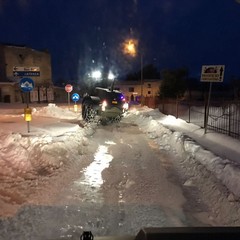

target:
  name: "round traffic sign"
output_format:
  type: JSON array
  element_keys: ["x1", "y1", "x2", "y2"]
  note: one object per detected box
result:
[
  {"x1": 65, "y1": 84, "x2": 73, "y2": 93},
  {"x1": 20, "y1": 78, "x2": 35, "y2": 92},
  {"x1": 71, "y1": 93, "x2": 80, "y2": 102}
]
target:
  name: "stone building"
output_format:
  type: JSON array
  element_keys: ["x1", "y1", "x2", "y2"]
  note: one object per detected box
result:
[
  {"x1": 114, "y1": 79, "x2": 161, "y2": 108},
  {"x1": 114, "y1": 79, "x2": 161, "y2": 101},
  {"x1": 0, "y1": 43, "x2": 54, "y2": 103}
]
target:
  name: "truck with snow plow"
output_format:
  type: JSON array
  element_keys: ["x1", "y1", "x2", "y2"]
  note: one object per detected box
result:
[{"x1": 81, "y1": 87, "x2": 129, "y2": 124}]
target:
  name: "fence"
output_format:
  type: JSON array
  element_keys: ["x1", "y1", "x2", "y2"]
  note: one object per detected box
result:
[
  {"x1": 144, "y1": 96, "x2": 160, "y2": 109},
  {"x1": 158, "y1": 99, "x2": 240, "y2": 140}
]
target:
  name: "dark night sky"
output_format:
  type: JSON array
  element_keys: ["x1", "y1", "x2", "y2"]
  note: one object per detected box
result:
[{"x1": 0, "y1": 0, "x2": 240, "y2": 85}]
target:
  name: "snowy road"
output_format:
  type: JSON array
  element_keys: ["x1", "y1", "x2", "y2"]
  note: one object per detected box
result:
[
  {"x1": 0, "y1": 120, "x2": 212, "y2": 240},
  {"x1": 1, "y1": 105, "x2": 240, "y2": 240},
  {"x1": 52, "y1": 122, "x2": 209, "y2": 235}
]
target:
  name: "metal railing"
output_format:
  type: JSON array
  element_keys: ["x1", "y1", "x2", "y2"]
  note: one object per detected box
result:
[{"x1": 158, "y1": 99, "x2": 240, "y2": 139}]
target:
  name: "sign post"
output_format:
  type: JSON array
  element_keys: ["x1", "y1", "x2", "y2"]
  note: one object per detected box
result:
[
  {"x1": 65, "y1": 84, "x2": 73, "y2": 109},
  {"x1": 20, "y1": 78, "x2": 35, "y2": 133},
  {"x1": 71, "y1": 93, "x2": 80, "y2": 112},
  {"x1": 200, "y1": 65, "x2": 225, "y2": 134}
]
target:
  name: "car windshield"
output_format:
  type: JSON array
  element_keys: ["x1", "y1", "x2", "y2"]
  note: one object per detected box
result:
[
  {"x1": 107, "y1": 92, "x2": 124, "y2": 102},
  {"x1": 95, "y1": 88, "x2": 124, "y2": 102},
  {"x1": 1, "y1": 1, "x2": 240, "y2": 240}
]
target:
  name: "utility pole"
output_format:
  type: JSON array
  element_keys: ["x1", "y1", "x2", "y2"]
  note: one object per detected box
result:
[{"x1": 140, "y1": 53, "x2": 144, "y2": 106}]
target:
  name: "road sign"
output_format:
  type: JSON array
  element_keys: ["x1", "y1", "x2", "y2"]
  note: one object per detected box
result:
[
  {"x1": 201, "y1": 65, "x2": 225, "y2": 82},
  {"x1": 13, "y1": 66, "x2": 40, "y2": 77},
  {"x1": 20, "y1": 78, "x2": 35, "y2": 92},
  {"x1": 14, "y1": 71, "x2": 40, "y2": 77},
  {"x1": 65, "y1": 84, "x2": 73, "y2": 93},
  {"x1": 71, "y1": 93, "x2": 80, "y2": 102},
  {"x1": 13, "y1": 66, "x2": 40, "y2": 71}
]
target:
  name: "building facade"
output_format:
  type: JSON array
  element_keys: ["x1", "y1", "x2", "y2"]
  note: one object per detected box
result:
[
  {"x1": 0, "y1": 43, "x2": 54, "y2": 103},
  {"x1": 114, "y1": 79, "x2": 162, "y2": 102}
]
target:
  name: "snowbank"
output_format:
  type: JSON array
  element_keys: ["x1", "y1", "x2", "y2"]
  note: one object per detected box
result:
[
  {"x1": 126, "y1": 107, "x2": 240, "y2": 199},
  {"x1": 0, "y1": 104, "x2": 92, "y2": 182}
]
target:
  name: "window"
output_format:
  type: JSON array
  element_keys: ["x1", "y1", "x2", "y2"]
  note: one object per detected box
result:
[
  {"x1": 148, "y1": 83, "x2": 151, "y2": 88},
  {"x1": 129, "y1": 87, "x2": 134, "y2": 92},
  {"x1": 148, "y1": 91, "x2": 151, "y2": 95}
]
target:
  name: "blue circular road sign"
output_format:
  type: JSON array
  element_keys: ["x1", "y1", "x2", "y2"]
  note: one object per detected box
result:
[
  {"x1": 71, "y1": 93, "x2": 80, "y2": 102},
  {"x1": 20, "y1": 78, "x2": 35, "y2": 92}
]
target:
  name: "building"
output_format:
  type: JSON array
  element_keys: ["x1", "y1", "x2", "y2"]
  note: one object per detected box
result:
[
  {"x1": 114, "y1": 79, "x2": 162, "y2": 102},
  {"x1": 0, "y1": 43, "x2": 54, "y2": 103}
]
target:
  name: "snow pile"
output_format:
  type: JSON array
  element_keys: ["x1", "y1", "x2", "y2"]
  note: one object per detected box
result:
[
  {"x1": 126, "y1": 108, "x2": 240, "y2": 199},
  {"x1": 33, "y1": 103, "x2": 81, "y2": 119},
  {"x1": 0, "y1": 104, "x2": 92, "y2": 182}
]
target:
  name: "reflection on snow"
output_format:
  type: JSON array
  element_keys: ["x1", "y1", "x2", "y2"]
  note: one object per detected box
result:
[
  {"x1": 160, "y1": 115, "x2": 180, "y2": 126},
  {"x1": 120, "y1": 138, "x2": 133, "y2": 148},
  {"x1": 105, "y1": 140, "x2": 116, "y2": 145},
  {"x1": 80, "y1": 145, "x2": 113, "y2": 188}
]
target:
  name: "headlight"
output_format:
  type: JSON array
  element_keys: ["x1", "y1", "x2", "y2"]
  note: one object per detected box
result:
[
  {"x1": 123, "y1": 102, "x2": 129, "y2": 110},
  {"x1": 102, "y1": 100, "x2": 107, "y2": 111}
]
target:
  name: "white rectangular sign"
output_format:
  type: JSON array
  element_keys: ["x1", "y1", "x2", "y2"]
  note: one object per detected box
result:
[
  {"x1": 200, "y1": 65, "x2": 225, "y2": 82},
  {"x1": 13, "y1": 66, "x2": 40, "y2": 72}
]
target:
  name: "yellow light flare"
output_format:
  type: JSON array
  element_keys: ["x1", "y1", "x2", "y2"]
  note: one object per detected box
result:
[{"x1": 123, "y1": 38, "x2": 138, "y2": 57}]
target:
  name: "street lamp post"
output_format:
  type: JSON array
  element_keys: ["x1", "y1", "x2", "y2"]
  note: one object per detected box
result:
[
  {"x1": 140, "y1": 53, "x2": 143, "y2": 106},
  {"x1": 123, "y1": 38, "x2": 144, "y2": 105}
]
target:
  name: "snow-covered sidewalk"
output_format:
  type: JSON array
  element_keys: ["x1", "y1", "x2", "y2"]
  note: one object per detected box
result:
[{"x1": 126, "y1": 107, "x2": 240, "y2": 199}]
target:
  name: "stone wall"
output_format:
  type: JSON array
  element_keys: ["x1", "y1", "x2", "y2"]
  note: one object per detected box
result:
[{"x1": 0, "y1": 44, "x2": 52, "y2": 87}]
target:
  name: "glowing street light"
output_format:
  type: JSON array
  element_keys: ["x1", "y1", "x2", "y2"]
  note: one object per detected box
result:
[
  {"x1": 108, "y1": 71, "x2": 116, "y2": 91},
  {"x1": 91, "y1": 70, "x2": 102, "y2": 80},
  {"x1": 123, "y1": 38, "x2": 144, "y2": 105},
  {"x1": 108, "y1": 71, "x2": 115, "y2": 80},
  {"x1": 123, "y1": 39, "x2": 138, "y2": 57}
]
